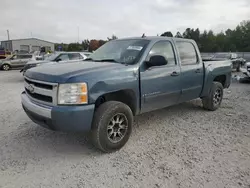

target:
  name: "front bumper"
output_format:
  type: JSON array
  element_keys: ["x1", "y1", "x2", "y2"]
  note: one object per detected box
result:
[{"x1": 21, "y1": 92, "x2": 95, "y2": 132}]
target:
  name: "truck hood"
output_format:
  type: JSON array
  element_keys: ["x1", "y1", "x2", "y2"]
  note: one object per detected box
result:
[{"x1": 25, "y1": 61, "x2": 132, "y2": 83}]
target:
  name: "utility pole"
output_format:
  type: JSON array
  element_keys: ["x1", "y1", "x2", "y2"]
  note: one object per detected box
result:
[
  {"x1": 7, "y1": 30, "x2": 10, "y2": 40},
  {"x1": 77, "y1": 26, "x2": 79, "y2": 43}
]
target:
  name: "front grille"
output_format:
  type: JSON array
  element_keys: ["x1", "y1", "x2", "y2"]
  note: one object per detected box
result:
[
  {"x1": 25, "y1": 88, "x2": 52, "y2": 103},
  {"x1": 25, "y1": 78, "x2": 53, "y2": 90},
  {"x1": 24, "y1": 77, "x2": 58, "y2": 105}
]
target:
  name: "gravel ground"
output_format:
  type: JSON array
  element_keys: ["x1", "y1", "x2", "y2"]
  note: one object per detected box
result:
[{"x1": 0, "y1": 70, "x2": 250, "y2": 188}]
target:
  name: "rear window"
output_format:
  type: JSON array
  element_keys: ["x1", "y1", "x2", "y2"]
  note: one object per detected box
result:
[{"x1": 17, "y1": 55, "x2": 32, "y2": 59}]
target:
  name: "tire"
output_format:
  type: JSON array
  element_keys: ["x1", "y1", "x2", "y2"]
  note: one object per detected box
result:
[
  {"x1": 1, "y1": 64, "x2": 11, "y2": 71},
  {"x1": 91, "y1": 101, "x2": 133, "y2": 153},
  {"x1": 202, "y1": 82, "x2": 224, "y2": 111}
]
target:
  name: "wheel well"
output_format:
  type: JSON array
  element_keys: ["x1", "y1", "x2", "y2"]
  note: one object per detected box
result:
[
  {"x1": 214, "y1": 75, "x2": 226, "y2": 87},
  {"x1": 95, "y1": 90, "x2": 137, "y2": 115},
  {"x1": 1, "y1": 63, "x2": 11, "y2": 68}
]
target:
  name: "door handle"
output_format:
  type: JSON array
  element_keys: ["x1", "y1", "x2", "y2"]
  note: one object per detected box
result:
[
  {"x1": 195, "y1": 69, "x2": 201, "y2": 73},
  {"x1": 171, "y1": 71, "x2": 179, "y2": 76}
]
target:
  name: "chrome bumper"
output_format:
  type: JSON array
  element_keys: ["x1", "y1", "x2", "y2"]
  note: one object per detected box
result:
[{"x1": 21, "y1": 93, "x2": 52, "y2": 118}]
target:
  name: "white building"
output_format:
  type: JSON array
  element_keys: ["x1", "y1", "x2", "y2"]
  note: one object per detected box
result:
[{"x1": 0, "y1": 38, "x2": 55, "y2": 52}]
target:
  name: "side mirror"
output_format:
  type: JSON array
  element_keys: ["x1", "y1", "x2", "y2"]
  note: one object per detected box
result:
[
  {"x1": 146, "y1": 55, "x2": 168, "y2": 67},
  {"x1": 56, "y1": 58, "x2": 62, "y2": 62}
]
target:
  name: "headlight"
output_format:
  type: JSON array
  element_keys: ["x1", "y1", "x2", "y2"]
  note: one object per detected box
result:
[{"x1": 58, "y1": 83, "x2": 88, "y2": 105}]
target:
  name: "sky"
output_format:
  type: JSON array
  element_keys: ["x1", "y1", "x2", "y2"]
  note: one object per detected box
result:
[{"x1": 0, "y1": 0, "x2": 249, "y2": 43}]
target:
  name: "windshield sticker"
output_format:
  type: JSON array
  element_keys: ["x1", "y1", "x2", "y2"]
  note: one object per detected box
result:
[{"x1": 127, "y1": 46, "x2": 143, "y2": 51}]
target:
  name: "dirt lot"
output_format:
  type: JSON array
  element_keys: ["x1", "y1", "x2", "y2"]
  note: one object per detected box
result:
[{"x1": 0, "y1": 70, "x2": 250, "y2": 188}]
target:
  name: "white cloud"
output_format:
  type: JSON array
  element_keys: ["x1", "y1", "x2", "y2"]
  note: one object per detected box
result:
[{"x1": 0, "y1": 0, "x2": 249, "y2": 43}]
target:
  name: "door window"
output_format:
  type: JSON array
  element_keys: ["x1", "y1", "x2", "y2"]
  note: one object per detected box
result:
[
  {"x1": 56, "y1": 54, "x2": 69, "y2": 61},
  {"x1": 147, "y1": 41, "x2": 176, "y2": 66},
  {"x1": 176, "y1": 42, "x2": 198, "y2": 65}
]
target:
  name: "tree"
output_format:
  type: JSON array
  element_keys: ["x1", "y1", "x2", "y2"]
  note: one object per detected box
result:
[
  {"x1": 160, "y1": 31, "x2": 173, "y2": 37},
  {"x1": 82, "y1": 39, "x2": 90, "y2": 51},
  {"x1": 107, "y1": 34, "x2": 118, "y2": 41},
  {"x1": 89, "y1": 40, "x2": 100, "y2": 52},
  {"x1": 175, "y1": 32, "x2": 183, "y2": 38},
  {"x1": 67, "y1": 43, "x2": 82, "y2": 51}
]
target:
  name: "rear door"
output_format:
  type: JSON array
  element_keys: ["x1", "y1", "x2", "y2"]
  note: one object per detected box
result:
[
  {"x1": 175, "y1": 41, "x2": 204, "y2": 102},
  {"x1": 140, "y1": 40, "x2": 181, "y2": 113}
]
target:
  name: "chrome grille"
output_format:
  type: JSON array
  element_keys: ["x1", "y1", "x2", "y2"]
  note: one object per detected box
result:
[{"x1": 24, "y1": 77, "x2": 58, "y2": 106}]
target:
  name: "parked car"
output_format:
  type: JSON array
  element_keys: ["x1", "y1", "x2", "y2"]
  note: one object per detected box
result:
[
  {"x1": 241, "y1": 62, "x2": 250, "y2": 79},
  {"x1": 21, "y1": 36, "x2": 231, "y2": 153},
  {"x1": 20, "y1": 52, "x2": 89, "y2": 74},
  {"x1": 0, "y1": 54, "x2": 33, "y2": 71},
  {"x1": 203, "y1": 53, "x2": 246, "y2": 72}
]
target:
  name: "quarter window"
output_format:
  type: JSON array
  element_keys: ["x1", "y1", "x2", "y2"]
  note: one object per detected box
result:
[{"x1": 176, "y1": 42, "x2": 198, "y2": 65}]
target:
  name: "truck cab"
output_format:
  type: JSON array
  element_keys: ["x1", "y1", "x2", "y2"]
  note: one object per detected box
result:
[{"x1": 21, "y1": 37, "x2": 232, "y2": 152}]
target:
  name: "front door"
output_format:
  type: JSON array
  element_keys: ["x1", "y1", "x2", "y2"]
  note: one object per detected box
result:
[
  {"x1": 9, "y1": 55, "x2": 21, "y2": 68},
  {"x1": 140, "y1": 40, "x2": 181, "y2": 113},
  {"x1": 175, "y1": 41, "x2": 204, "y2": 102}
]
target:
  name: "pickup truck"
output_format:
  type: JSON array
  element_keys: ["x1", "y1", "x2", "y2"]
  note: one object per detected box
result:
[{"x1": 21, "y1": 37, "x2": 232, "y2": 153}]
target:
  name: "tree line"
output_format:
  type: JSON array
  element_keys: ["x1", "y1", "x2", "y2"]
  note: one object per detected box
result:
[{"x1": 55, "y1": 20, "x2": 250, "y2": 53}]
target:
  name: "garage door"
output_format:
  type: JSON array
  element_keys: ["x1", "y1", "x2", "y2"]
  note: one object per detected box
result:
[
  {"x1": 20, "y1": 45, "x2": 30, "y2": 52},
  {"x1": 32, "y1": 46, "x2": 40, "y2": 51}
]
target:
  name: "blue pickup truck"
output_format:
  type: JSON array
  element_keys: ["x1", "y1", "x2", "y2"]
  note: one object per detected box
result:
[{"x1": 21, "y1": 37, "x2": 231, "y2": 152}]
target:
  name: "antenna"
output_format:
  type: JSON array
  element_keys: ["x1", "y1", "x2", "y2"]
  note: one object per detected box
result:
[{"x1": 141, "y1": 33, "x2": 145, "y2": 38}]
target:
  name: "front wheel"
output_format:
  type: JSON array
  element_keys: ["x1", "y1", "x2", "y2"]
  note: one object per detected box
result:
[
  {"x1": 91, "y1": 101, "x2": 133, "y2": 153},
  {"x1": 202, "y1": 82, "x2": 224, "y2": 111},
  {"x1": 2, "y1": 64, "x2": 11, "y2": 71}
]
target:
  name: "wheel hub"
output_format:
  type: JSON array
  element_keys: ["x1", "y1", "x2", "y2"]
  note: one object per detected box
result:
[
  {"x1": 107, "y1": 113, "x2": 128, "y2": 143},
  {"x1": 213, "y1": 89, "x2": 222, "y2": 105}
]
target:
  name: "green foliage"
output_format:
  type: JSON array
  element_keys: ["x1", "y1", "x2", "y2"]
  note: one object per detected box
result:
[
  {"x1": 161, "y1": 31, "x2": 173, "y2": 37},
  {"x1": 161, "y1": 20, "x2": 250, "y2": 52},
  {"x1": 55, "y1": 20, "x2": 250, "y2": 52}
]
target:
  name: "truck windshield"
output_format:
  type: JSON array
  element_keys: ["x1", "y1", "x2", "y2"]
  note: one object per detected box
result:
[{"x1": 87, "y1": 39, "x2": 150, "y2": 64}]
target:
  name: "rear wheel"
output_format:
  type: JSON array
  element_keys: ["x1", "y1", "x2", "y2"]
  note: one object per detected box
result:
[
  {"x1": 2, "y1": 64, "x2": 10, "y2": 71},
  {"x1": 202, "y1": 82, "x2": 223, "y2": 111},
  {"x1": 91, "y1": 101, "x2": 133, "y2": 153}
]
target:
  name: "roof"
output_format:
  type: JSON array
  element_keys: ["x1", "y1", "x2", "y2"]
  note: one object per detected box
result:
[
  {"x1": 1, "y1": 38, "x2": 54, "y2": 44},
  {"x1": 116, "y1": 36, "x2": 194, "y2": 42}
]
